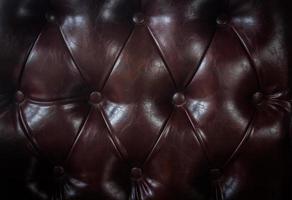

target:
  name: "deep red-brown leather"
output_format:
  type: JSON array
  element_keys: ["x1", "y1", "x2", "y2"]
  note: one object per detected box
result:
[{"x1": 0, "y1": 0, "x2": 291, "y2": 199}]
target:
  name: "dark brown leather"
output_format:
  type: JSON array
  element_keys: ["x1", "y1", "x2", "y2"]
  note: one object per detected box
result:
[{"x1": 0, "y1": 0, "x2": 291, "y2": 199}]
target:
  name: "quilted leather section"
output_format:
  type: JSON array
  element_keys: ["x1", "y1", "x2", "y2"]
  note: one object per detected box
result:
[{"x1": 0, "y1": 0, "x2": 291, "y2": 199}]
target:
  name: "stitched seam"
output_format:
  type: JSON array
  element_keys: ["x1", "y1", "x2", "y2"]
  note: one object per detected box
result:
[
  {"x1": 223, "y1": 110, "x2": 257, "y2": 168},
  {"x1": 230, "y1": 25, "x2": 261, "y2": 89},
  {"x1": 183, "y1": 27, "x2": 217, "y2": 89},
  {"x1": 100, "y1": 26, "x2": 135, "y2": 92},
  {"x1": 146, "y1": 25, "x2": 178, "y2": 89},
  {"x1": 65, "y1": 106, "x2": 92, "y2": 163},
  {"x1": 17, "y1": 27, "x2": 44, "y2": 88},
  {"x1": 218, "y1": 181, "x2": 224, "y2": 200},
  {"x1": 183, "y1": 107, "x2": 212, "y2": 167},
  {"x1": 98, "y1": 105, "x2": 129, "y2": 162},
  {"x1": 142, "y1": 110, "x2": 173, "y2": 166},
  {"x1": 26, "y1": 95, "x2": 88, "y2": 106},
  {"x1": 58, "y1": 25, "x2": 91, "y2": 89},
  {"x1": 18, "y1": 105, "x2": 48, "y2": 162}
]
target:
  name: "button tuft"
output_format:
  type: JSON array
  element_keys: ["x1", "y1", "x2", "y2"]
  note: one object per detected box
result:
[
  {"x1": 45, "y1": 12, "x2": 56, "y2": 23},
  {"x1": 89, "y1": 91, "x2": 102, "y2": 104},
  {"x1": 132, "y1": 12, "x2": 145, "y2": 25},
  {"x1": 172, "y1": 92, "x2": 186, "y2": 106},
  {"x1": 15, "y1": 90, "x2": 25, "y2": 103},
  {"x1": 209, "y1": 168, "x2": 222, "y2": 180},
  {"x1": 54, "y1": 166, "x2": 65, "y2": 177},
  {"x1": 253, "y1": 92, "x2": 264, "y2": 105},
  {"x1": 216, "y1": 14, "x2": 229, "y2": 25},
  {"x1": 131, "y1": 167, "x2": 143, "y2": 180}
]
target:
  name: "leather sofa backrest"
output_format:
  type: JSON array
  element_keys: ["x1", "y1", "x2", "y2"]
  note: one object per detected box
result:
[{"x1": 0, "y1": 0, "x2": 291, "y2": 199}]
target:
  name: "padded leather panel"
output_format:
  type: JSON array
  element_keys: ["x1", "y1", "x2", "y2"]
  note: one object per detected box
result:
[{"x1": 0, "y1": 0, "x2": 291, "y2": 199}]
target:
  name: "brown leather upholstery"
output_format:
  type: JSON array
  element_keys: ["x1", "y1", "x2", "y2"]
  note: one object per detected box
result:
[{"x1": 0, "y1": 0, "x2": 291, "y2": 199}]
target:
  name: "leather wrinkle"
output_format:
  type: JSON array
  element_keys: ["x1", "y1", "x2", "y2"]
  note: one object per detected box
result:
[{"x1": 25, "y1": 95, "x2": 89, "y2": 106}]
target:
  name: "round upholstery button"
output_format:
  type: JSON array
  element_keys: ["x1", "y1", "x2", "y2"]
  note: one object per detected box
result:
[
  {"x1": 89, "y1": 91, "x2": 102, "y2": 104},
  {"x1": 172, "y1": 92, "x2": 186, "y2": 106},
  {"x1": 45, "y1": 12, "x2": 56, "y2": 23},
  {"x1": 216, "y1": 14, "x2": 229, "y2": 25},
  {"x1": 253, "y1": 92, "x2": 264, "y2": 105},
  {"x1": 132, "y1": 12, "x2": 145, "y2": 24},
  {"x1": 209, "y1": 168, "x2": 222, "y2": 180},
  {"x1": 15, "y1": 90, "x2": 25, "y2": 103},
  {"x1": 54, "y1": 166, "x2": 65, "y2": 177},
  {"x1": 131, "y1": 167, "x2": 143, "y2": 180}
]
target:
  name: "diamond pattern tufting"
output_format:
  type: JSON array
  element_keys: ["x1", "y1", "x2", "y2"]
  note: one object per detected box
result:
[{"x1": 0, "y1": 0, "x2": 291, "y2": 200}]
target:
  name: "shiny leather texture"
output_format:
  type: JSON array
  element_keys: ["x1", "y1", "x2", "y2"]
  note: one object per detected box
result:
[{"x1": 0, "y1": 0, "x2": 291, "y2": 199}]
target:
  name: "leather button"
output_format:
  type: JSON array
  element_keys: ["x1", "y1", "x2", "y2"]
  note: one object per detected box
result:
[
  {"x1": 216, "y1": 14, "x2": 229, "y2": 25},
  {"x1": 132, "y1": 12, "x2": 145, "y2": 24},
  {"x1": 209, "y1": 168, "x2": 222, "y2": 180},
  {"x1": 131, "y1": 167, "x2": 142, "y2": 180},
  {"x1": 45, "y1": 12, "x2": 56, "y2": 23},
  {"x1": 173, "y1": 92, "x2": 186, "y2": 106},
  {"x1": 15, "y1": 90, "x2": 25, "y2": 103},
  {"x1": 54, "y1": 166, "x2": 65, "y2": 177},
  {"x1": 253, "y1": 92, "x2": 264, "y2": 105},
  {"x1": 89, "y1": 91, "x2": 102, "y2": 104}
]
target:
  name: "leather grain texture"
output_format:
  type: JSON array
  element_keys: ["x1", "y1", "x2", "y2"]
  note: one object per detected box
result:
[{"x1": 0, "y1": 0, "x2": 291, "y2": 199}]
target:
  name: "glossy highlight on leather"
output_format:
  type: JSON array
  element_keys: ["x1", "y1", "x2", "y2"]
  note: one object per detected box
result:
[{"x1": 0, "y1": 0, "x2": 291, "y2": 199}]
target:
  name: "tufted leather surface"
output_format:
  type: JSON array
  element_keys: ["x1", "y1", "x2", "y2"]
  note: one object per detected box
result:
[{"x1": 0, "y1": 0, "x2": 291, "y2": 199}]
